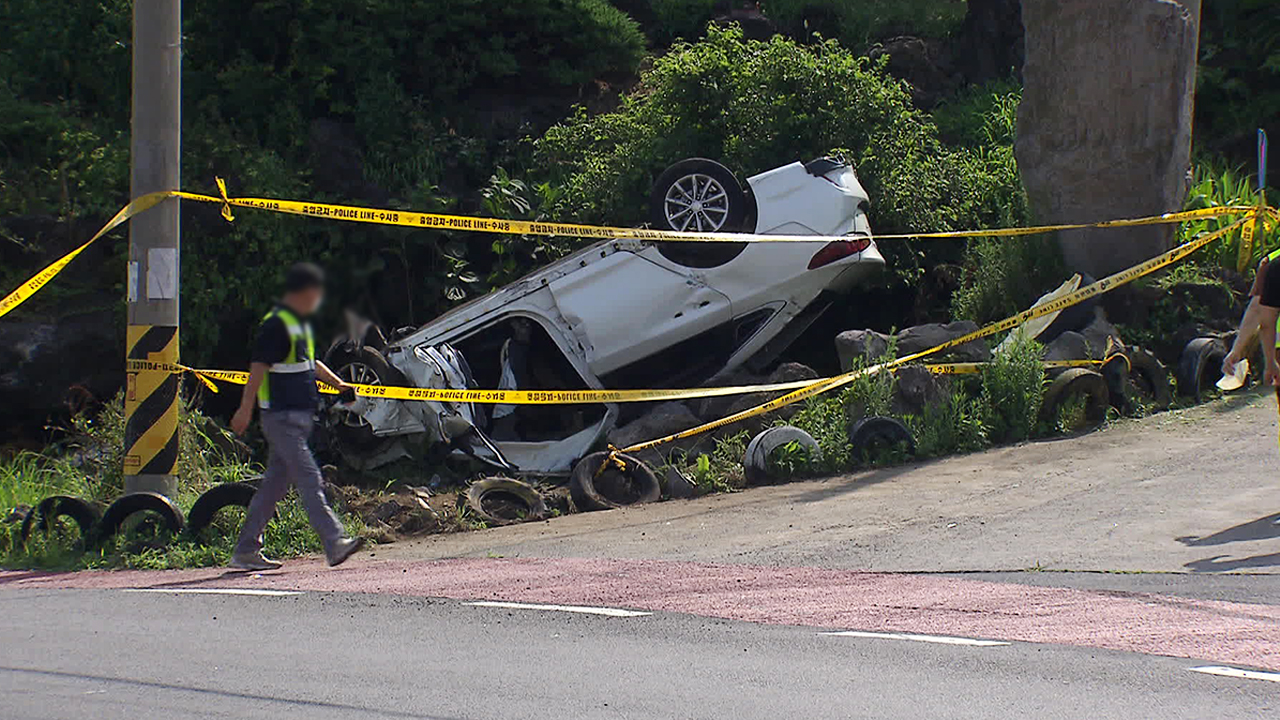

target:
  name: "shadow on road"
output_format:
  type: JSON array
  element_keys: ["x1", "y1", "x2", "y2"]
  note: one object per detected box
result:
[
  {"x1": 1177, "y1": 513, "x2": 1280, "y2": 547},
  {"x1": 791, "y1": 462, "x2": 927, "y2": 503},
  {"x1": 1184, "y1": 552, "x2": 1280, "y2": 573}
]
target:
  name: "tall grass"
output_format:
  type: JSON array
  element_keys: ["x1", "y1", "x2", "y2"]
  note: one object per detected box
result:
[
  {"x1": 1180, "y1": 161, "x2": 1274, "y2": 271},
  {"x1": 1, "y1": 394, "x2": 364, "y2": 570}
]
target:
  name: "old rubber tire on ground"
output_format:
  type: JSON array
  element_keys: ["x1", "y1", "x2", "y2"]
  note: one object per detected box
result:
[
  {"x1": 18, "y1": 495, "x2": 99, "y2": 547},
  {"x1": 742, "y1": 426, "x2": 823, "y2": 486},
  {"x1": 465, "y1": 477, "x2": 546, "y2": 526},
  {"x1": 186, "y1": 482, "x2": 259, "y2": 536},
  {"x1": 1100, "y1": 353, "x2": 1131, "y2": 409},
  {"x1": 1120, "y1": 346, "x2": 1172, "y2": 411},
  {"x1": 846, "y1": 416, "x2": 916, "y2": 462},
  {"x1": 1177, "y1": 337, "x2": 1227, "y2": 401},
  {"x1": 570, "y1": 452, "x2": 661, "y2": 511},
  {"x1": 95, "y1": 492, "x2": 185, "y2": 547},
  {"x1": 1040, "y1": 368, "x2": 1110, "y2": 432},
  {"x1": 649, "y1": 158, "x2": 751, "y2": 268}
]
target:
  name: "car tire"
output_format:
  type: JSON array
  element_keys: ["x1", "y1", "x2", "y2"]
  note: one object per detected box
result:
[
  {"x1": 742, "y1": 426, "x2": 822, "y2": 486},
  {"x1": 1177, "y1": 337, "x2": 1227, "y2": 401},
  {"x1": 1040, "y1": 368, "x2": 1110, "y2": 432},
  {"x1": 570, "y1": 452, "x2": 661, "y2": 511},
  {"x1": 465, "y1": 477, "x2": 546, "y2": 526},
  {"x1": 323, "y1": 345, "x2": 407, "y2": 468},
  {"x1": 649, "y1": 158, "x2": 751, "y2": 268},
  {"x1": 187, "y1": 482, "x2": 259, "y2": 537},
  {"x1": 846, "y1": 416, "x2": 916, "y2": 462},
  {"x1": 1118, "y1": 346, "x2": 1172, "y2": 411},
  {"x1": 19, "y1": 495, "x2": 99, "y2": 547},
  {"x1": 95, "y1": 492, "x2": 185, "y2": 547}
]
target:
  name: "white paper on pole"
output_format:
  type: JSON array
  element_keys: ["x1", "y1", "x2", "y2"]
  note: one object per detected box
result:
[{"x1": 146, "y1": 248, "x2": 177, "y2": 300}]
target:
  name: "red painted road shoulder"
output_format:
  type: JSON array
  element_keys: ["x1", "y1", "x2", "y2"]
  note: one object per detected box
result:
[{"x1": 4, "y1": 557, "x2": 1278, "y2": 670}]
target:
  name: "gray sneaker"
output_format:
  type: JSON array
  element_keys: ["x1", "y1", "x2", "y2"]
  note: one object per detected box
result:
[
  {"x1": 228, "y1": 552, "x2": 283, "y2": 571},
  {"x1": 327, "y1": 537, "x2": 365, "y2": 567}
]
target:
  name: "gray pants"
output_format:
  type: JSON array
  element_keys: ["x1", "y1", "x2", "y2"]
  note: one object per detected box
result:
[{"x1": 234, "y1": 410, "x2": 344, "y2": 557}]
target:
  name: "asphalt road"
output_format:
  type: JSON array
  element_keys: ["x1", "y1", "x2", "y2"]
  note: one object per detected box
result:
[
  {"x1": 0, "y1": 588, "x2": 1274, "y2": 720},
  {"x1": 7, "y1": 389, "x2": 1280, "y2": 717}
]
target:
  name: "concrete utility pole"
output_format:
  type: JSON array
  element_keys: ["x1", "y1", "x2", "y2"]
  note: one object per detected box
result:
[{"x1": 123, "y1": 0, "x2": 182, "y2": 496}]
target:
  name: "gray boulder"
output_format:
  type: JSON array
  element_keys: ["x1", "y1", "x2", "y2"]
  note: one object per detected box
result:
[
  {"x1": 1043, "y1": 331, "x2": 1091, "y2": 362},
  {"x1": 891, "y1": 365, "x2": 946, "y2": 417},
  {"x1": 835, "y1": 329, "x2": 891, "y2": 371},
  {"x1": 897, "y1": 322, "x2": 991, "y2": 363},
  {"x1": 608, "y1": 401, "x2": 702, "y2": 450},
  {"x1": 1078, "y1": 308, "x2": 1125, "y2": 359},
  {"x1": 1016, "y1": 0, "x2": 1199, "y2": 276}
]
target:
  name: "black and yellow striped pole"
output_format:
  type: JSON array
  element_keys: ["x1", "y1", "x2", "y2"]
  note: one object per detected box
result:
[{"x1": 123, "y1": 0, "x2": 182, "y2": 496}]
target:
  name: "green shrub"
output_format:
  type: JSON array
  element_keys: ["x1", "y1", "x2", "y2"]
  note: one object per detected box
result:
[
  {"x1": 904, "y1": 381, "x2": 989, "y2": 457},
  {"x1": 946, "y1": 83, "x2": 1065, "y2": 325},
  {"x1": 536, "y1": 26, "x2": 1028, "y2": 283},
  {"x1": 952, "y1": 235, "x2": 1067, "y2": 324},
  {"x1": 979, "y1": 332, "x2": 1044, "y2": 443},
  {"x1": 789, "y1": 392, "x2": 853, "y2": 472},
  {"x1": 684, "y1": 430, "x2": 749, "y2": 492}
]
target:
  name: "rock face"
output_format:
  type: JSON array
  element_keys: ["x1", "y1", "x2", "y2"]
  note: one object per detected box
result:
[{"x1": 1016, "y1": 0, "x2": 1200, "y2": 277}]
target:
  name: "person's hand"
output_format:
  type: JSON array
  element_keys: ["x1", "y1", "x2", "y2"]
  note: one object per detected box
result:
[
  {"x1": 336, "y1": 382, "x2": 357, "y2": 403},
  {"x1": 1266, "y1": 360, "x2": 1280, "y2": 387},
  {"x1": 231, "y1": 405, "x2": 253, "y2": 436},
  {"x1": 1222, "y1": 348, "x2": 1245, "y2": 377}
]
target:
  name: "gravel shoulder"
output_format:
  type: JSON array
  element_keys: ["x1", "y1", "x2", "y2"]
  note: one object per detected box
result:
[{"x1": 379, "y1": 389, "x2": 1280, "y2": 574}]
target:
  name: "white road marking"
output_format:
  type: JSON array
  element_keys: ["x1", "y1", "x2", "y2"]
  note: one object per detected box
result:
[
  {"x1": 124, "y1": 588, "x2": 302, "y2": 597},
  {"x1": 1189, "y1": 666, "x2": 1280, "y2": 683},
  {"x1": 466, "y1": 601, "x2": 650, "y2": 617},
  {"x1": 823, "y1": 630, "x2": 1009, "y2": 647}
]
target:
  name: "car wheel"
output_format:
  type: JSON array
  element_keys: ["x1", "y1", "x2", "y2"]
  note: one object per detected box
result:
[
  {"x1": 1040, "y1": 368, "x2": 1110, "y2": 433},
  {"x1": 95, "y1": 492, "x2": 185, "y2": 549},
  {"x1": 570, "y1": 452, "x2": 661, "y2": 511},
  {"x1": 324, "y1": 346, "x2": 406, "y2": 467},
  {"x1": 649, "y1": 158, "x2": 751, "y2": 268},
  {"x1": 465, "y1": 477, "x2": 546, "y2": 526},
  {"x1": 742, "y1": 426, "x2": 822, "y2": 486},
  {"x1": 187, "y1": 482, "x2": 259, "y2": 537},
  {"x1": 19, "y1": 495, "x2": 99, "y2": 548}
]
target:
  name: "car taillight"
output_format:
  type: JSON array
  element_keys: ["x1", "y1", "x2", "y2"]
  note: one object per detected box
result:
[{"x1": 807, "y1": 237, "x2": 871, "y2": 269}]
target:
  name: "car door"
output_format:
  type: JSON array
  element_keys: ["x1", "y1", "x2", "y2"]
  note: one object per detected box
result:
[{"x1": 547, "y1": 249, "x2": 733, "y2": 376}]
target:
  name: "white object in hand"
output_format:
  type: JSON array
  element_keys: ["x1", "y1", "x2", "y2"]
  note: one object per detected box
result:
[{"x1": 1216, "y1": 358, "x2": 1248, "y2": 391}]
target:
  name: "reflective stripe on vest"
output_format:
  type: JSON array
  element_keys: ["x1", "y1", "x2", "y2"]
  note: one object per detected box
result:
[
  {"x1": 1267, "y1": 249, "x2": 1280, "y2": 349},
  {"x1": 257, "y1": 307, "x2": 316, "y2": 409}
]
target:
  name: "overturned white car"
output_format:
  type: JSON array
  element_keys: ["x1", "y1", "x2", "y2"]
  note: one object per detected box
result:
[{"x1": 325, "y1": 157, "x2": 884, "y2": 475}]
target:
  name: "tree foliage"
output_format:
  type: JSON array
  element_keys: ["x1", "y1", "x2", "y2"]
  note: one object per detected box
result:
[{"x1": 536, "y1": 26, "x2": 1027, "y2": 280}]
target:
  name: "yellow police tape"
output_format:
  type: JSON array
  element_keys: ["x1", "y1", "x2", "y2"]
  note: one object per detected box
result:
[
  {"x1": 130, "y1": 360, "x2": 824, "y2": 405},
  {"x1": 0, "y1": 191, "x2": 172, "y2": 319},
  {"x1": 617, "y1": 217, "x2": 1248, "y2": 454},
  {"x1": 154, "y1": 357, "x2": 1111, "y2": 403},
  {"x1": 923, "y1": 358, "x2": 1118, "y2": 375},
  {"x1": 179, "y1": 185, "x2": 1255, "y2": 242},
  {"x1": 0, "y1": 178, "x2": 1265, "y2": 321}
]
